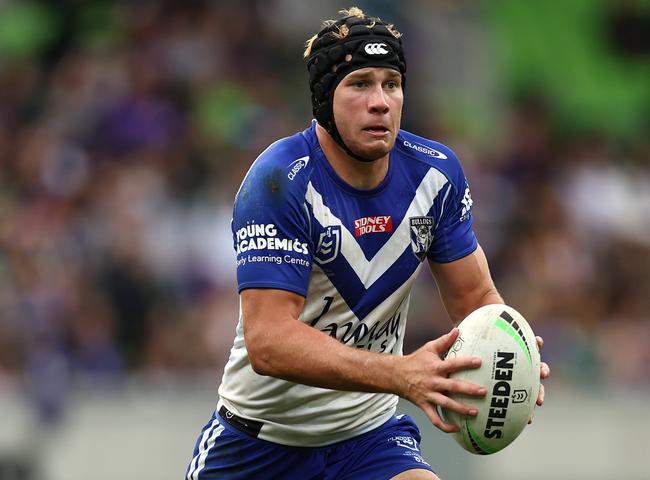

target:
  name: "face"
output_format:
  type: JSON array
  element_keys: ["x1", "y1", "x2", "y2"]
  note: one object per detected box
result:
[{"x1": 332, "y1": 67, "x2": 403, "y2": 161}]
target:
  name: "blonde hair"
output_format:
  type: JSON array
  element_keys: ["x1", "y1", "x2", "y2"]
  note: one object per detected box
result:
[{"x1": 303, "y1": 7, "x2": 402, "y2": 59}]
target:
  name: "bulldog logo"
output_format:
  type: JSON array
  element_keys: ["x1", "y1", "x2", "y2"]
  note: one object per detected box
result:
[{"x1": 409, "y1": 216, "x2": 434, "y2": 261}]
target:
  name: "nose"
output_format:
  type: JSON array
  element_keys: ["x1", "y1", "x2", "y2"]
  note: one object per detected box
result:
[{"x1": 367, "y1": 84, "x2": 389, "y2": 114}]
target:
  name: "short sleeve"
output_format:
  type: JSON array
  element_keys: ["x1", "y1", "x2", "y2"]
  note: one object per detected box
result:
[
  {"x1": 232, "y1": 161, "x2": 313, "y2": 297},
  {"x1": 428, "y1": 178, "x2": 478, "y2": 263}
]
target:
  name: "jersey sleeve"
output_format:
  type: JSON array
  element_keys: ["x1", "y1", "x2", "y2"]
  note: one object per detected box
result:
[
  {"x1": 428, "y1": 175, "x2": 478, "y2": 264},
  {"x1": 232, "y1": 158, "x2": 313, "y2": 297}
]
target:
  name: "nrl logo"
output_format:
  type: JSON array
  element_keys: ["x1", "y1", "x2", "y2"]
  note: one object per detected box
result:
[
  {"x1": 409, "y1": 216, "x2": 434, "y2": 261},
  {"x1": 512, "y1": 389, "x2": 529, "y2": 404},
  {"x1": 314, "y1": 226, "x2": 341, "y2": 265}
]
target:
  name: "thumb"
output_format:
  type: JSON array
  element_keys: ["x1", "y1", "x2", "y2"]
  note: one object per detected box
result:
[{"x1": 430, "y1": 327, "x2": 459, "y2": 356}]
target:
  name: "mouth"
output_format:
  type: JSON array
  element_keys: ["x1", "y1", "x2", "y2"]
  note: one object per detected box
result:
[{"x1": 362, "y1": 125, "x2": 390, "y2": 136}]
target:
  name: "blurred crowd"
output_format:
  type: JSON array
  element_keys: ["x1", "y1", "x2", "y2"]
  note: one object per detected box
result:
[{"x1": 0, "y1": 0, "x2": 648, "y2": 424}]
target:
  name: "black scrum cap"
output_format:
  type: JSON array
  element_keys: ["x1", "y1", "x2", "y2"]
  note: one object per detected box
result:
[{"x1": 306, "y1": 14, "x2": 406, "y2": 161}]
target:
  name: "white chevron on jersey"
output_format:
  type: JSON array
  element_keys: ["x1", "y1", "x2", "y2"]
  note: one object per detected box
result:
[{"x1": 305, "y1": 167, "x2": 449, "y2": 288}]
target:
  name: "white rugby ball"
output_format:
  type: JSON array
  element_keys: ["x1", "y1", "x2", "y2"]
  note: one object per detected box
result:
[{"x1": 442, "y1": 304, "x2": 540, "y2": 455}]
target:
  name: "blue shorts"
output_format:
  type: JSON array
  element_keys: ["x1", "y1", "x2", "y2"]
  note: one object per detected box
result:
[{"x1": 185, "y1": 407, "x2": 435, "y2": 480}]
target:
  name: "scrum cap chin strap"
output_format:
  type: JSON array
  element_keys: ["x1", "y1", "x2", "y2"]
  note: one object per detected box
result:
[{"x1": 306, "y1": 16, "x2": 407, "y2": 162}]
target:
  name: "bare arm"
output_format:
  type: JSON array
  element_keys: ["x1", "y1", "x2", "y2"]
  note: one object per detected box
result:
[
  {"x1": 429, "y1": 244, "x2": 550, "y2": 409},
  {"x1": 428, "y1": 244, "x2": 503, "y2": 325},
  {"x1": 242, "y1": 288, "x2": 401, "y2": 393},
  {"x1": 242, "y1": 288, "x2": 486, "y2": 432}
]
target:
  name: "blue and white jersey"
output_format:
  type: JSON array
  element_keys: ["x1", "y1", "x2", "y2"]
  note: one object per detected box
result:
[{"x1": 218, "y1": 121, "x2": 477, "y2": 447}]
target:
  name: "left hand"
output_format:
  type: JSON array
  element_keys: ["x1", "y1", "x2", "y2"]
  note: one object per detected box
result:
[{"x1": 529, "y1": 335, "x2": 550, "y2": 424}]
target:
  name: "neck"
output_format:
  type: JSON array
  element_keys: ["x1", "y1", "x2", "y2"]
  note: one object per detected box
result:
[{"x1": 315, "y1": 124, "x2": 389, "y2": 190}]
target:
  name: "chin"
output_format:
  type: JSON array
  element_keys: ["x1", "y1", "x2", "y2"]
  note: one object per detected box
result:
[
  {"x1": 358, "y1": 141, "x2": 393, "y2": 161},
  {"x1": 348, "y1": 139, "x2": 395, "y2": 161}
]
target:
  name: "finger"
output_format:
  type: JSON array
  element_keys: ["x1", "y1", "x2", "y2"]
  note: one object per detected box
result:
[
  {"x1": 540, "y1": 361, "x2": 550, "y2": 379},
  {"x1": 436, "y1": 378, "x2": 486, "y2": 397},
  {"x1": 420, "y1": 402, "x2": 460, "y2": 433},
  {"x1": 430, "y1": 328, "x2": 459, "y2": 356},
  {"x1": 536, "y1": 335, "x2": 544, "y2": 349},
  {"x1": 440, "y1": 355, "x2": 482, "y2": 374},
  {"x1": 430, "y1": 392, "x2": 478, "y2": 418},
  {"x1": 536, "y1": 383, "x2": 545, "y2": 406}
]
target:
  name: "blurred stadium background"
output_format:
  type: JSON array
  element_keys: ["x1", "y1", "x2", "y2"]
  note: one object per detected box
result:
[{"x1": 0, "y1": 0, "x2": 648, "y2": 479}]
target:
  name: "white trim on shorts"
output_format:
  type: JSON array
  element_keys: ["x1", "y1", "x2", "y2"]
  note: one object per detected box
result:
[{"x1": 187, "y1": 415, "x2": 225, "y2": 480}]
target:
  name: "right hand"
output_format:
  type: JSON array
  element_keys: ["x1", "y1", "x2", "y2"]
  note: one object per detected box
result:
[{"x1": 396, "y1": 327, "x2": 486, "y2": 433}]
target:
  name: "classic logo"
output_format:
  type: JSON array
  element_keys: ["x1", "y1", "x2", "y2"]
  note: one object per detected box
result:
[
  {"x1": 409, "y1": 216, "x2": 434, "y2": 261},
  {"x1": 314, "y1": 226, "x2": 341, "y2": 265},
  {"x1": 403, "y1": 140, "x2": 448, "y2": 159},
  {"x1": 363, "y1": 42, "x2": 389, "y2": 56},
  {"x1": 354, "y1": 215, "x2": 392, "y2": 237},
  {"x1": 460, "y1": 186, "x2": 473, "y2": 222},
  {"x1": 389, "y1": 435, "x2": 420, "y2": 452},
  {"x1": 287, "y1": 156, "x2": 309, "y2": 181}
]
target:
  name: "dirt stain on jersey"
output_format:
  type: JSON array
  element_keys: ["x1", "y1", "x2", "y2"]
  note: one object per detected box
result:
[{"x1": 266, "y1": 167, "x2": 285, "y2": 196}]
